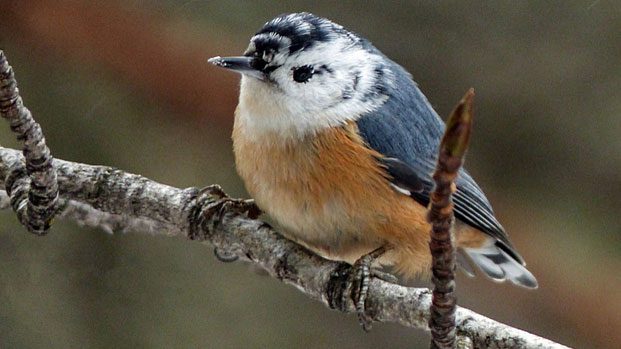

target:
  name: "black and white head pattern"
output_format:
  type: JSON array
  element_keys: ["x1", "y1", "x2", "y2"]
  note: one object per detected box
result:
[{"x1": 236, "y1": 13, "x2": 395, "y2": 139}]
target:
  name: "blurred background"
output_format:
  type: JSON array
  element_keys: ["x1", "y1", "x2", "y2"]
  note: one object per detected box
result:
[{"x1": 0, "y1": 1, "x2": 619, "y2": 348}]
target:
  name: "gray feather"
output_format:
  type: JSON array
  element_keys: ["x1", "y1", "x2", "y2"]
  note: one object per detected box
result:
[
  {"x1": 354, "y1": 49, "x2": 536, "y2": 286},
  {"x1": 355, "y1": 65, "x2": 515, "y2": 252},
  {"x1": 462, "y1": 244, "x2": 538, "y2": 289},
  {"x1": 456, "y1": 250, "x2": 476, "y2": 277}
]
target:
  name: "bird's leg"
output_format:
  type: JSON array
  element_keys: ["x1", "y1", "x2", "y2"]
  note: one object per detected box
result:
[
  {"x1": 350, "y1": 245, "x2": 396, "y2": 331},
  {"x1": 327, "y1": 245, "x2": 396, "y2": 331}
]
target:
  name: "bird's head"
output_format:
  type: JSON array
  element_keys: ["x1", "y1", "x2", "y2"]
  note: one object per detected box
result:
[{"x1": 209, "y1": 13, "x2": 395, "y2": 139}]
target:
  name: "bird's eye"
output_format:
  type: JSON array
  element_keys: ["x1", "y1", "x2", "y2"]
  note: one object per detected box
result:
[{"x1": 292, "y1": 65, "x2": 314, "y2": 83}]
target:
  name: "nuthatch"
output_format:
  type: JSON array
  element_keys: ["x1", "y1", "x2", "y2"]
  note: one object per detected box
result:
[{"x1": 209, "y1": 12, "x2": 537, "y2": 320}]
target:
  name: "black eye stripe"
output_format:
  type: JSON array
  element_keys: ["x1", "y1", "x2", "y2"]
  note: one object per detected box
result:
[
  {"x1": 292, "y1": 65, "x2": 314, "y2": 83},
  {"x1": 263, "y1": 65, "x2": 280, "y2": 74},
  {"x1": 250, "y1": 58, "x2": 267, "y2": 71},
  {"x1": 320, "y1": 64, "x2": 334, "y2": 74}
]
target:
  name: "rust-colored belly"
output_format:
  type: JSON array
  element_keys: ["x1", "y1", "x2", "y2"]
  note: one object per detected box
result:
[{"x1": 232, "y1": 121, "x2": 433, "y2": 271}]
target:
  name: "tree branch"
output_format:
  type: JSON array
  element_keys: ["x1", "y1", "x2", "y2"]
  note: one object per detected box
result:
[
  {"x1": 0, "y1": 51, "x2": 58, "y2": 235},
  {"x1": 0, "y1": 50, "x2": 569, "y2": 348},
  {"x1": 0, "y1": 147, "x2": 568, "y2": 349},
  {"x1": 428, "y1": 88, "x2": 475, "y2": 348}
]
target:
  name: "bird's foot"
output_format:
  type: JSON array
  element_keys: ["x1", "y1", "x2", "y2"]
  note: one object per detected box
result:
[
  {"x1": 204, "y1": 184, "x2": 262, "y2": 220},
  {"x1": 327, "y1": 245, "x2": 396, "y2": 331},
  {"x1": 197, "y1": 185, "x2": 262, "y2": 262}
]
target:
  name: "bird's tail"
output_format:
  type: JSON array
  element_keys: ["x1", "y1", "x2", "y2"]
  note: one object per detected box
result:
[{"x1": 460, "y1": 241, "x2": 538, "y2": 289}]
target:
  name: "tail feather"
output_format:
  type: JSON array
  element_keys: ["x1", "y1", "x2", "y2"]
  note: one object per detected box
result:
[
  {"x1": 461, "y1": 243, "x2": 538, "y2": 289},
  {"x1": 456, "y1": 250, "x2": 476, "y2": 277}
]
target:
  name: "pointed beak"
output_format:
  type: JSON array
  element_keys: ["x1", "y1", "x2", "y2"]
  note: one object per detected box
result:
[{"x1": 208, "y1": 56, "x2": 264, "y2": 79}]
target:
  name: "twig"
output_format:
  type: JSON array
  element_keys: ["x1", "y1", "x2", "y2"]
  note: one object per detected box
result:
[
  {"x1": 0, "y1": 50, "x2": 570, "y2": 348},
  {"x1": 0, "y1": 51, "x2": 58, "y2": 235},
  {"x1": 428, "y1": 89, "x2": 475, "y2": 348}
]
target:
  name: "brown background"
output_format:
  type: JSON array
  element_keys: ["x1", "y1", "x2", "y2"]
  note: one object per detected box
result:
[{"x1": 0, "y1": 1, "x2": 619, "y2": 348}]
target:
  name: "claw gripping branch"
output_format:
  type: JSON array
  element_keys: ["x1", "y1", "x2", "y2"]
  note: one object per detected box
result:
[{"x1": 0, "y1": 50, "x2": 58, "y2": 235}]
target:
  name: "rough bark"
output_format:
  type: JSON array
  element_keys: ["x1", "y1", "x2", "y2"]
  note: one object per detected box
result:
[
  {"x1": 0, "y1": 51, "x2": 58, "y2": 235},
  {"x1": 427, "y1": 89, "x2": 475, "y2": 348}
]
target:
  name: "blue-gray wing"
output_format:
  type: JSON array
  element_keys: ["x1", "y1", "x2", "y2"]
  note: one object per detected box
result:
[{"x1": 356, "y1": 60, "x2": 524, "y2": 265}]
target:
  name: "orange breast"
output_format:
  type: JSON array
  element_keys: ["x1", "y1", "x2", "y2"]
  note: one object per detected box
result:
[{"x1": 233, "y1": 119, "x2": 437, "y2": 274}]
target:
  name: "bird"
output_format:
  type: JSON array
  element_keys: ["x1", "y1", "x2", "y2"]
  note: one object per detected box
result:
[{"x1": 208, "y1": 12, "x2": 537, "y2": 319}]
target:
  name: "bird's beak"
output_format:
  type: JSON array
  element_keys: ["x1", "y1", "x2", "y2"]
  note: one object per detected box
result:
[{"x1": 208, "y1": 56, "x2": 264, "y2": 80}]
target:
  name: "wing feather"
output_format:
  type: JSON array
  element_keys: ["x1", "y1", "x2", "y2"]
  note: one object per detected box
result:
[{"x1": 356, "y1": 57, "x2": 524, "y2": 264}]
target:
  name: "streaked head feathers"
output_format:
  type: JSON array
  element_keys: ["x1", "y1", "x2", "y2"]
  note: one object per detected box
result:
[{"x1": 212, "y1": 13, "x2": 396, "y2": 139}]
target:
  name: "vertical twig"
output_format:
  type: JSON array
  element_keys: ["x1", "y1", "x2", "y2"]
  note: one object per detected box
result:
[
  {"x1": 428, "y1": 89, "x2": 475, "y2": 348},
  {"x1": 0, "y1": 50, "x2": 58, "y2": 235}
]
